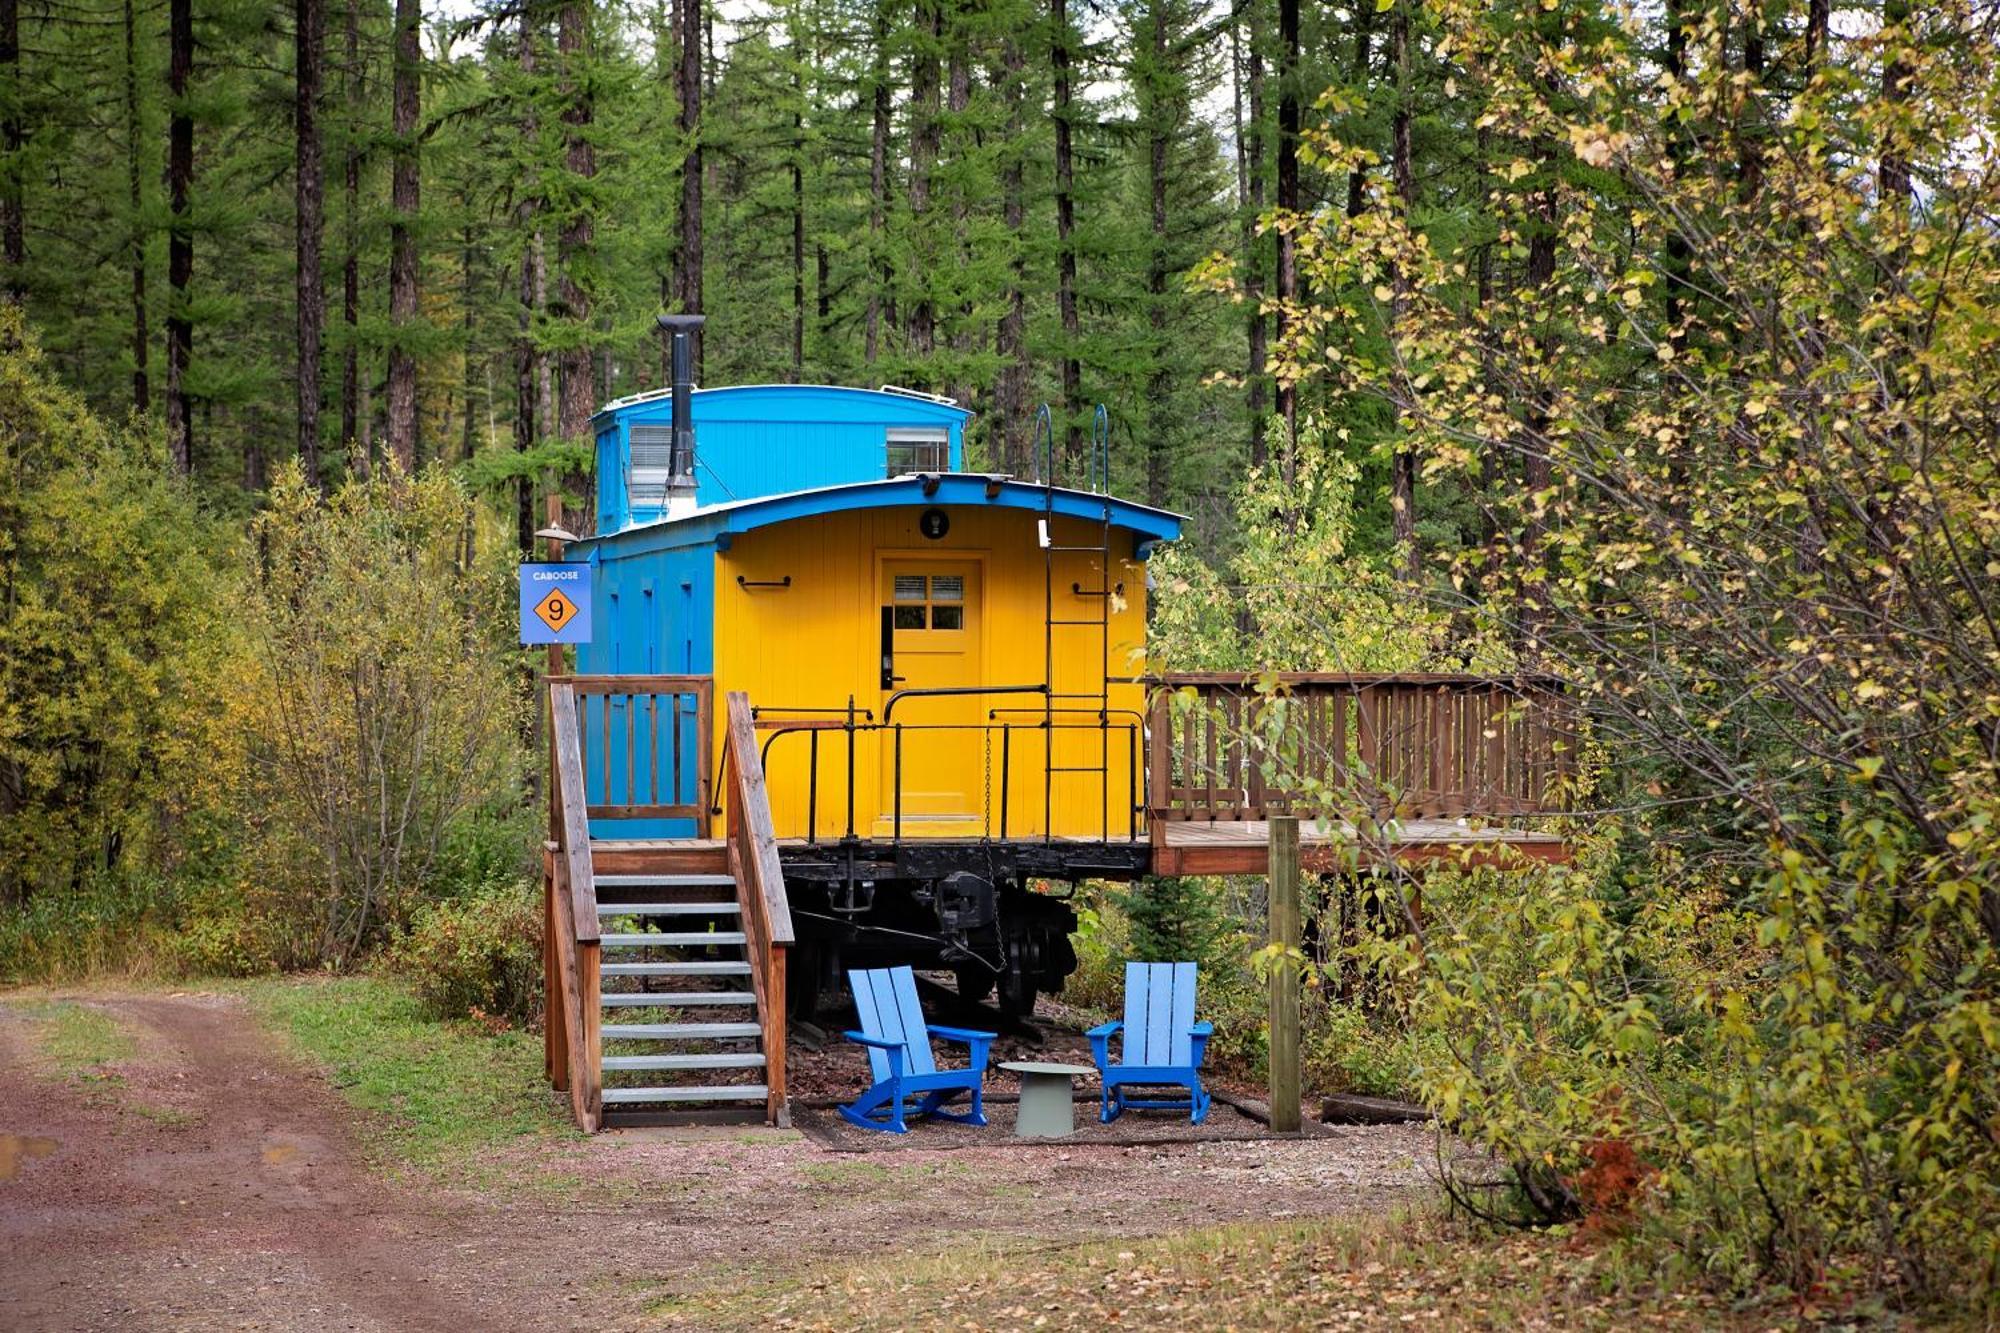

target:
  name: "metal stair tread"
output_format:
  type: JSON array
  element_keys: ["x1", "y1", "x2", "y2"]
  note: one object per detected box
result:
[
  {"x1": 600, "y1": 1021, "x2": 763, "y2": 1040},
  {"x1": 595, "y1": 902, "x2": 740, "y2": 916},
  {"x1": 600, "y1": 960, "x2": 752, "y2": 977},
  {"x1": 601, "y1": 1053, "x2": 766, "y2": 1071},
  {"x1": 602, "y1": 931, "x2": 748, "y2": 947},
  {"x1": 601, "y1": 1084, "x2": 769, "y2": 1104},
  {"x1": 591, "y1": 873, "x2": 736, "y2": 888},
  {"x1": 599, "y1": 990, "x2": 755, "y2": 1007}
]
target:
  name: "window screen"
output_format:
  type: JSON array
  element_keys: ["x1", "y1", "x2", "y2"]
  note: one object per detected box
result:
[
  {"x1": 886, "y1": 427, "x2": 950, "y2": 476},
  {"x1": 630, "y1": 424, "x2": 695, "y2": 489},
  {"x1": 884, "y1": 571, "x2": 967, "y2": 632}
]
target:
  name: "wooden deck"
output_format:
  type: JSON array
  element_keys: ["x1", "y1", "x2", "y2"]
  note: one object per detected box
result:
[
  {"x1": 1150, "y1": 818, "x2": 1567, "y2": 876},
  {"x1": 591, "y1": 819, "x2": 1568, "y2": 880}
]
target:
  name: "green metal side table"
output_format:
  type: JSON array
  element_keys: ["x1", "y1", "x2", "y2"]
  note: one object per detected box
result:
[{"x1": 999, "y1": 1061, "x2": 1096, "y2": 1138}]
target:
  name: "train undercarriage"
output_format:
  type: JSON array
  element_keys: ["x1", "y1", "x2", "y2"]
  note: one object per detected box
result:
[{"x1": 776, "y1": 838, "x2": 1151, "y2": 1019}]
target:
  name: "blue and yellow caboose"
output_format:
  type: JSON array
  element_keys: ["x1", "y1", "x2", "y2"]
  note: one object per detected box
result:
[{"x1": 567, "y1": 317, "x2": 1180, "y2": 1026}]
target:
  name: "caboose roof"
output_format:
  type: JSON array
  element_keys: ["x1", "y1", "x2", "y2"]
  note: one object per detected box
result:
[
  {"x1": 592, "y1": 382, "x2": 973, "y2": 428},
  {"x1": 576, "y1": 474, "x2": 1183, "y2": 559}
]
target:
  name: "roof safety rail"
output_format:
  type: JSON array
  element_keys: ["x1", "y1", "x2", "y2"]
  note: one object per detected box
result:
[{"x1": 876, "y1": 384, "x2": 960, "y2": 407}]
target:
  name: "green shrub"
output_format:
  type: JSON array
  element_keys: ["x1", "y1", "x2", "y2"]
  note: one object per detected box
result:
[
  {"x1": 170, "y1": 886, "x2": 292, "y2": 977},
  {"x1": 1063, "y1": 889, "x2": 1132, "y2": 1011},
  {"x1": 0, "y1": 873, "x2": 185, "y2": 983},
  {"x1": 222, "y1": 463, "x2": 531, "y2": 966},
  {"x1": 1111, "y1": 875, "x2": 1240, "y2": 974},
  {"x1": 387, "y1": 881, "x2": 542, "y2": 1027}
]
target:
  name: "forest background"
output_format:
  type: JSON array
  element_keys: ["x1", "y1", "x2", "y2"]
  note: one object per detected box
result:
[{"x1": 3, "y1": 0, "x2": 1998, "y2": 1318}]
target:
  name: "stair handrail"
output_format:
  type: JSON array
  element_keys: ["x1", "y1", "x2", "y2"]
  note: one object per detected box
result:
[
  {"x1": 548, "y1": 681, "x2": 603, "y2": 1131},
  {"x1": 722, "y1": 690, "x2": 793, "y2": 1125}
]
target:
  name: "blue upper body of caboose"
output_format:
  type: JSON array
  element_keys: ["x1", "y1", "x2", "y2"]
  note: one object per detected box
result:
[{"x1": 591, "y1": 383, "x2": 970, "y2": 532}]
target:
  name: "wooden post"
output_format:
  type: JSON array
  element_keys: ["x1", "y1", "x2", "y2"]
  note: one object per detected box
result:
[
  {"x1": 1268, "y1": 814, "x2": 1302, "y2": 1133},
  {"x1": 543, "y1": 844, "x2": 567, "y2": 1089}
]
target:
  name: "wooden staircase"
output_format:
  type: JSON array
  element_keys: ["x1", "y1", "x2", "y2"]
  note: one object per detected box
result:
[
  {"x1": 545, "y1": 682, "x2": 792, "y2": 1131},
  {"x1": 596, "y1": 873, "x2": 769, "y2": 1121}
]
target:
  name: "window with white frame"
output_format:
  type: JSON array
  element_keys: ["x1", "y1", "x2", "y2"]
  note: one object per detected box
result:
[{"x1": 886, "y1": 426, "x2": 950, "y2": 476}]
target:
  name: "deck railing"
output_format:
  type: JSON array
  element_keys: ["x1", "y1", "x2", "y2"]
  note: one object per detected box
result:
[
  {"x1": 721, "y1": 691, "x2": 794, "y2": 1125},
  {"x1": 545, "y1": 681, "x2": 603, "y2": 1132},
  {"x1": 1148, "y1": 672, "x2": 1576, "y2": 824},
  {"x1": 565, "y1": 674, "x2": 713, "y2": 824}
]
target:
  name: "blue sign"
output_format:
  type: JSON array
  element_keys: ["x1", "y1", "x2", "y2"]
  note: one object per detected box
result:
[{"x1": 519, "y1": 563, "x2": 592, "y2": 645}]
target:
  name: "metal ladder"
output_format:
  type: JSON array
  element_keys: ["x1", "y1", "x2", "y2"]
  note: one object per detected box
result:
[
  {"x1": 592, "y1": 869, "x2": 771, "y2": 1120},
  {"x1": 1036, "y1": 405, "x2": 1119, "y2": 841}
]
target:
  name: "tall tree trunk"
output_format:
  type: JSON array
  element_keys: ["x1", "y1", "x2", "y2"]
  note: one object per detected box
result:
[
  {"x1": 1051, "y1": 0, "x2": 1081, "y2": 473},
  {"x1": 165, "y1": 0, "x2": 194, "y2": 476},
  {"x1": 677, "y1": 0, "x2": 703, "y2": 374},
  {"x1": 556, "y1": 0, "x2": 596, "y2": 535},
  {"x1": 556, "y1": 1, "x2": 594, "y2": 441},
  {"x1": 906, "y1": 0, "x2": 940, "y2": 366},
  {"x1": 1517, "y1": 132, "x2": 1558, "y2": 651},
  {"x1": 459, "y1": 219, "x2": 476, "y2": 463},
  {"x1": 865, "y1": 0, "x2": 890, "y2": 365},
  {"x1": 1274, "y1": 0, "x2": 1299, "y2": 474},
  {"x1": 1661, "y1": 0, "x2": 1692, "y2": 364},
  {"x1": 1475, "y1": 122, "x2": 1498, "y2": 556},
  {"x1": 341, "y1": 0, "x2": 362, "y2": 471},
  {"x1": 385, "y1": 0, "x2": 419, "y2": 471},
  {"x1": 1144, "y1": 0, "x2": 1171, "y2": 507},
  {"x1": 790, "y1": 102, "x2": 804, "y2": 381},
  {"x1": 1804, "y1": 0, "x2": 1829, "y2": 73},
  {"x1": 994, "y1": 32, "x2": 1029, "y2": 476},
  {"x1": 0, "y1": 0, "x2": 21, "y2": 303},
  {"x1": 1244, "y1": 0, "x2": 1267, "y2": 469},
  {"x1": 1345, "y1": 2, "x2": 1372, "y2": 218},
  {"x1": 944, "y1": 34, "x2": 971, "y2": 408},
  {"x1": 1878, "y1": 0, "x2": 1911, "y2": 228},
  {"x1": 1232, "y1": 3, "x2": 1264, "y2": 466},
  {"x1": 123, "y1": 0, "x2": 148, "y2": 410},
  {"x1": 296, "y1": 0, "x2": 326, "y2": 489},
  {"x1": 514, "y1": 9, "x2": 541, "y2": 554},
  {"x1": 1388, "y1": 0, "x2": 1417, "y2": 581},
  {"x1": 1736, "y1": 5, "x2": 1765, "y2": 202}
]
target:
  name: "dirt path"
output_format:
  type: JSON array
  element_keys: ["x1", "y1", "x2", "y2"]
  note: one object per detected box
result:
[
  {"x1": 0, "y1": 992, "x2": 583, "y2": 1333},
  {"x1": 0, "y1": 992, "x2": 1438, "y2": 1332}
]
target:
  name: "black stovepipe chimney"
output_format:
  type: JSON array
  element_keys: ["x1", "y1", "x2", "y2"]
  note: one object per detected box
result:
[{"x1": 656, "y1": 313, "x2": 705, "y2": 475}]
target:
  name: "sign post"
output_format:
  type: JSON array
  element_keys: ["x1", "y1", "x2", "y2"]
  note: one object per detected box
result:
[{"x1": 1268, "y1": 815, "x2": 1302, "y2": 1133}]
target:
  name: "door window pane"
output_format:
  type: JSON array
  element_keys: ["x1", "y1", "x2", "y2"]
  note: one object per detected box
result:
[
  {"x1": 930, "y1": 605, "x2": 963, "y2": 630},
  {"x1": 893, "y1": 574, "x2": 927, "y2": 602},
  {"x1": 893, "y1": 605, "x2": 927, "y2": 629},
  {"x1": 930, "y1": 574, "x2": 964, "y2": 602}
]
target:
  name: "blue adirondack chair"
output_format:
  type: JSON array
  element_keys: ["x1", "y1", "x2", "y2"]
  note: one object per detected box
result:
[
  {"x1": 1087, "y1": 961, "x2": 1214, "y2": 1124},
  {"x1": 839, "y1": 965, "x2": 997, "y2": 1134}
]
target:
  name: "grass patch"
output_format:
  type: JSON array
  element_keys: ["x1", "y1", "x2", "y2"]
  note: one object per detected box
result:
[
  {"x1": 4, "y1": 997, "x2": 194, "y2": 1125},
  {"x1": 21, "y1": 999, "x2": 137, "y2": 1074},
  {"x1": 244, "y1": 974, "x2": 574, "y2": 1181},
  {"x1": 651, "y1": 1210, "x2": 1784, "y2": 1331},
  {"x1": 801, "y1": 1160, "x2": 893, "y2": 1189}
]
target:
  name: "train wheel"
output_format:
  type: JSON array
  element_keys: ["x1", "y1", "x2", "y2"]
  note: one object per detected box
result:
[
  {"x1": 997, "y1": 965, "x2": 1036, "y2": 1019},
  {"x1": 953, "y1": 966, "x2": 995, "y2": 1004}
]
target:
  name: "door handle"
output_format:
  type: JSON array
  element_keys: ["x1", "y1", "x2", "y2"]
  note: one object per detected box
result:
[{"x1": 880, "y1": 606, "x2": 897, "y2": 690}]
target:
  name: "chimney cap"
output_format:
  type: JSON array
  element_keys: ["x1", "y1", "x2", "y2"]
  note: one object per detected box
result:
[{"x1": 657, "y1": 313, "x2": 706, "y2": 332}]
